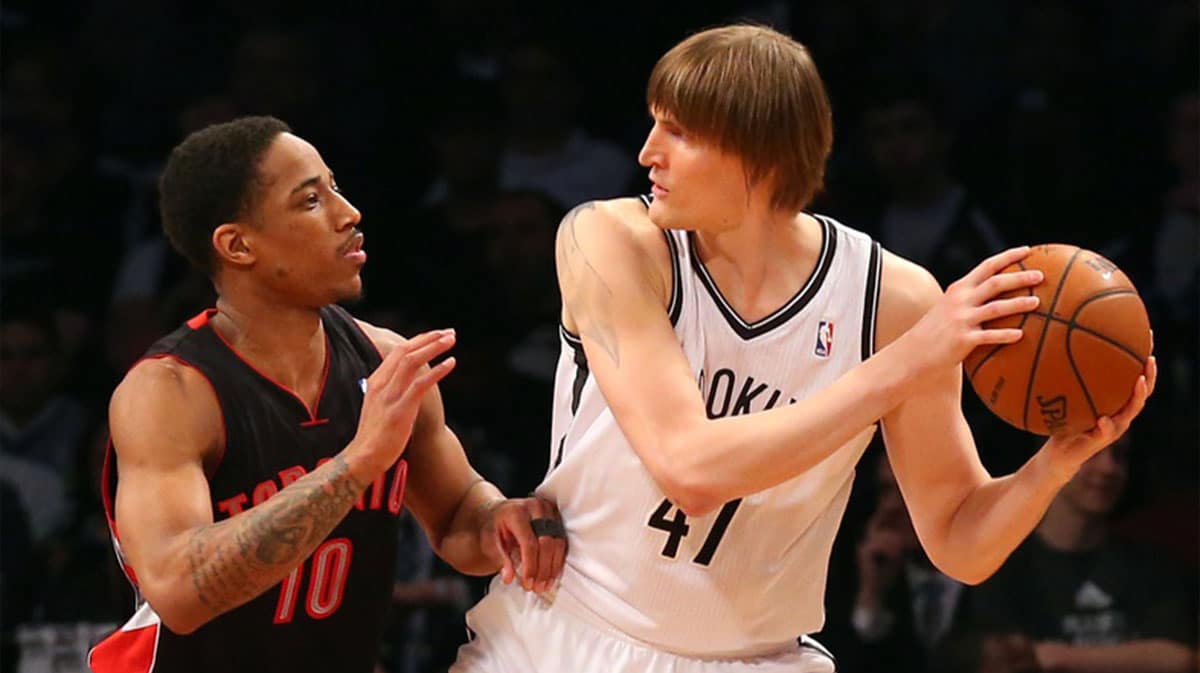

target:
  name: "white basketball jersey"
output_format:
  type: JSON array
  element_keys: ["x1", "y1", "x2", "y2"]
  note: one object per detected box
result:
[{"x1": 537, "y1": 202, "x2": 884, "y2": 658}]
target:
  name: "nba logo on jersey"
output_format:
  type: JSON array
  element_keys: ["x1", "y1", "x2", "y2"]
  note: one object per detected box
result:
[{"x1": 815, "y1": 321, "x2": 834, "y2": 358}]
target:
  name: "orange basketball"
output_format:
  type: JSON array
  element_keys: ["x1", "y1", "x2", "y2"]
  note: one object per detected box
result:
[{"x1": 963, "y1": 244, "x2": 1151, "y2": 436}]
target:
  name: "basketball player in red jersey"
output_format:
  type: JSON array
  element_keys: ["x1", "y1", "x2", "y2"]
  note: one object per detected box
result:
[{"x1": 89, "y1": 116, "x2": 566, "y2": 673}]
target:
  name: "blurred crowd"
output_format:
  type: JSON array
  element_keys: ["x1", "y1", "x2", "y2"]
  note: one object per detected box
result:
[{"x1": 1, "y1": 1, "x2": 1196, "y2": 672}]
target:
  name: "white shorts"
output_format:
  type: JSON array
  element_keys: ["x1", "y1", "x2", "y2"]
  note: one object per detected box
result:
[{"x1": 450, "y1": 579, "x2": 837, "y2": 673}]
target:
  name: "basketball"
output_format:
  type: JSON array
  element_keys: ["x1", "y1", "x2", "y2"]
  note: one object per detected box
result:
[{"x1": 963, "y1": 244, "x2": 1152, "y2": 436}]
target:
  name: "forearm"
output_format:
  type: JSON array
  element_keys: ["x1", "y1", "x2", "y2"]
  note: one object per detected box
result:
[
  {"x1": 933, "y1": 448, "x2": 1069, "y2": 583},
  {"x1": 162, "y1": 451, "x2": 375, "y2": 632},
  {"x1": 668, "y1": 352, "x2": 912, "y2": 513},
  {"x1": 431, "y1": 478, "x2": 506, "y2": 575},
  {"x1": 1045, "y1": 640, "x2": 1197, "y2": 673}
]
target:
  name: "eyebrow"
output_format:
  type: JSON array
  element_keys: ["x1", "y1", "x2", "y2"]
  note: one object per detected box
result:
[{"x1": 289, "y1": 172, "x2": 335, "y2": 195}]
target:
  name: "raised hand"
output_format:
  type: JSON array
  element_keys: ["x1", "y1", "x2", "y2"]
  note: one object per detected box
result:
[{"x1": 351, "y1": 329, "x2": 457, "y2": 472}]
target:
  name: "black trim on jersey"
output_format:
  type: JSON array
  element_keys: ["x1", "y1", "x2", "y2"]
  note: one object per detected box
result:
[
  {"x1": 663, "y1": 230, "x2": 683, "y2": 326},
  {"x1": 553, "y1": 326, "x2": 590, "y2": 469},
  {"x1": 638, "y1": 194, "x2": 683, "y2": 328},
  {"x1": 861, "y1": 240, "x2": 883, "y2": 360},
  {"x1": 559, "y1": 326, "x2": 589, "y2": 414},
  {"x1": 686, "y1": 215, "x2": 838, "y2": 340}
]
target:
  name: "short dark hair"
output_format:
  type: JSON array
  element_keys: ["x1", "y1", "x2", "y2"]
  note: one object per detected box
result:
[{"x1": 158, "y1": 115, "x2": 291, "y2": 274}]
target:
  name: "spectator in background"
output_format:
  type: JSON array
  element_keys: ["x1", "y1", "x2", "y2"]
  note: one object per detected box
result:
[
  {"x1": 1, "y1": 38, "x2": 126, "y2": 362},
  {"x1": 0, "y1": 308, "x2": 85, "y2": 542},
  {"x1": 497, "y1": 40, "x2": 635, "y2": 206},
  {"x1": 958, "y1": 436, "x2": 1198, "y2": 673},
  {"x1": 862, "y1": 82, "x2": 1006, "y2": 287}
]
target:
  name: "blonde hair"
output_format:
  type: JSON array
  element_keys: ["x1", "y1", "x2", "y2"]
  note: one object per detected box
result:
[{"x1": 647, "y1": 24, "x2": 833, "y2": 212}]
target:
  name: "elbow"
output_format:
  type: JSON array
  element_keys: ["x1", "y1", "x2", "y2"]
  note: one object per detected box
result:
[
  {"x1": 138, "y1": 573, "x2": 211, "y2": 635},
  {"x1": 650, "y1": 437, "x2": 723, "y2": 517},
  {"x1": 143, "y1": 594, "x2": 207, "y2": 635},
  {"x1": 664, "y1": 479, "x2": 722, "y2": 518},
  {"x1": 925, "y1": 548, "x2": 997, "y2": 586}
]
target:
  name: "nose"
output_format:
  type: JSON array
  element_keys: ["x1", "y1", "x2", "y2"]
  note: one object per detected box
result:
[
  {"x1": 638, "y1": 123, "x2": 664, "y2": 169},
  {"x1": 334, "y1": 191, "x2": 362, "y2": 231}
]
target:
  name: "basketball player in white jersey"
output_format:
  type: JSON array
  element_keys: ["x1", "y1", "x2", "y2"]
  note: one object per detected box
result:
[{"x1": 451, "y1": 23, "x2": 1155, "y2": 673}]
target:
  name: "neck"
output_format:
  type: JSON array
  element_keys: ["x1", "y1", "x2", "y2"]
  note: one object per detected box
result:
[
  {"x1": 1036, "y1": 498, "x2": 1107, "y2": 552},
  {"x1": 692, "y1": 206, "x2": 822, "y2": 321},
  {"x1": 211, "y1": 289, "x2": 327, "y2": 395}
]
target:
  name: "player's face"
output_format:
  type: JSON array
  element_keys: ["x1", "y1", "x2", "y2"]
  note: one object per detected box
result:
[
  {"x1": 638, "y1": 109, "x2": 757, "y2": 232},
  {"x1": 1062, "y1": 442, "x2": 1129, "y2": 516},
  {"x1": 243, "y1": 133, "x2": 365, "y2": 306}
]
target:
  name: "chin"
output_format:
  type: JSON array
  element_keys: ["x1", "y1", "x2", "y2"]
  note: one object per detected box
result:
[
  {"x1": 331, "y1": 277, "x2": 364, "y2": 304},
  {"x1": 647, "y1": 201, "x2": 675, "y2": 229}
]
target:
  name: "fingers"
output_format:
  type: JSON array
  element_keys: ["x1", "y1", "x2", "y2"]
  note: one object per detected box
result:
[
  {"x1": 399, "y1": 357, "x2": 456, "y2": 404},
  {"x1": 976, "y1": 295, "x2": 1039, "y2": 324},
  {"x1": 974, "y1": 269, "x2": 1044, "y2": 303},
  {"x1": 504, "y1": 510, "x2": 540, "y2": 591},
  {"x1": 368, "y1": 329, "x2": 453, "y2": 395},
  {"x1": 972, "y1": 327, "x2": 1026, "y2": 346},
  {"x1": 495, "y1": 528, "x2": 516, "y2": 585},
  {"x1": 1110, "y1": 374, "x2": 1150, "y2": 428},
  {"x1": 533, "y1": 500, "x2": 566, "y2": 592},
  {"x1": 380, "y1": 332, "x2": 456, "y2": 401},
  {"x1": 1145, "y1": 356, "x2": 1157, "y2": 397},
  {"x1": 962, "y1": 246, "x2": 1032, "y2": 287}
]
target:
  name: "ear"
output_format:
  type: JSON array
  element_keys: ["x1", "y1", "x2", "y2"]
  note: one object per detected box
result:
[{"x1": 212, "y1": 223, "x2": 257, "y2": 269}]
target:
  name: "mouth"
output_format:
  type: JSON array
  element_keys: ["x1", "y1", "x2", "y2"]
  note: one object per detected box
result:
[
  {"x1": 650, "y1": 179, "x2": 669, "y2": 198},
  {"x1": 340, "y1": 232, "x2": 367, "y2": 264}
]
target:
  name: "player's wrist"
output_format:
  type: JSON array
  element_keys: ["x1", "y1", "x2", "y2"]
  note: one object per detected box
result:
[
  {"x1": 340, "y1": 441, "x2": 392, "y2": 484},
  {"x1": 1025, "y1": 444, "x2": 1077, "y2": 490}
]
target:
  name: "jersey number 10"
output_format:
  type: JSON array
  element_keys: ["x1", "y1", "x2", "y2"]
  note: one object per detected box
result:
[
  {"x1": 647, "y1": 498, "x2": 742, "y2": 566},
  {"x1": 274, "y1": 537, "x2": 353, "y2": 623}
]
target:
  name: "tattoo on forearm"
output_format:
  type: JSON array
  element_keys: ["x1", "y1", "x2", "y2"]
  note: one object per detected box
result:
[
  {"x1": 558, "y1": 202, "x2": 622, "y2": 366},
  {"x1": 186, "y1": 455, "x2": 365, "y2": 615}
]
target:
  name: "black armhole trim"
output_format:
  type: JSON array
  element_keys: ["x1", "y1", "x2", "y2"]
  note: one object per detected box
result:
[
  {"x1": 558, "y1": 326, "x2": 590, "y2": 415},
  {"x1": 663, "y1": 230, "x2": 683, "y2": 326},
  {"x1": 861, "y1": 240, "x2": 882, "y2": 361}
]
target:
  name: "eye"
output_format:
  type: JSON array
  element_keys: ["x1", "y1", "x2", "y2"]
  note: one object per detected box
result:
[
  {"x1": 305, "y1": 193, "x2": 320, "y2": 209},
  {"x1": 331, "y1": 181, "x2": 342, "y2": 194}
]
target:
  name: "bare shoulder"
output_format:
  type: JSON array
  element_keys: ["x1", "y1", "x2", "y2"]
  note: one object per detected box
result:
[
  {"x1": 556, "y1": 198, "x2": 672, "y2": 302},
  {"x1": 875, "y1": 250, "x2": 943, "y2": 349},
  {"x1": 110, "y1": 357, "x2": 223, "y2": 466},
  {"x1": 557, "y1": 198, "x2": 661, "y2": 246},
  {"x1": 352, "y1": 319, "x2": 403, "y2": 359}
]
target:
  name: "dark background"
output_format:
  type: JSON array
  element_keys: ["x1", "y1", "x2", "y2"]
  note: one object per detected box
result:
[{"x1": 1, "y1": 1, "x2": 1196, "y2": 671}]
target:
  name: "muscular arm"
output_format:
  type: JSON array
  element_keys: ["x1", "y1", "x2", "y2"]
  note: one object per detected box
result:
[
  {"x1": 558, "y1": 201, "x2": 913, "y2": 516},
  {"x1": 111, "y1": 359, "x2": 378, "y2": 634}
]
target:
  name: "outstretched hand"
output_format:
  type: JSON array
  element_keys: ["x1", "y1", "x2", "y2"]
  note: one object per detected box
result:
[{"x1": 479, "y1": 496, "x2": 567, "y2": 594}]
